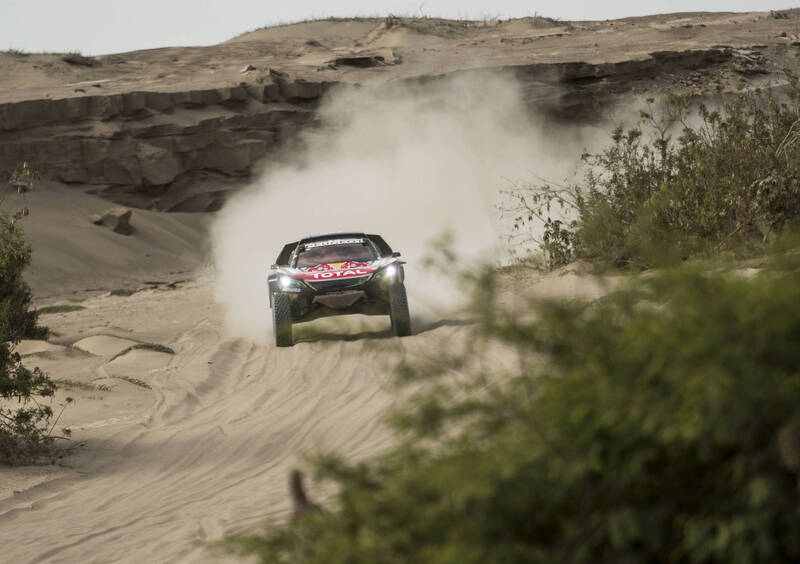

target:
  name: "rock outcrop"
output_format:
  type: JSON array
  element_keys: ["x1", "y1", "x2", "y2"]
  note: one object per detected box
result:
[
  {"x1": 101, "y1": 207, "x2": 133, "y2": 235},
  {"x1": 0, "y1": 79, "x2": 329, "y2": 211},
  {"x1": 90, "y1": 207, "x2": 133, "y2": 234},
  {"x1": 0, "y1": 12, "x2": 794, "y2": 211}
]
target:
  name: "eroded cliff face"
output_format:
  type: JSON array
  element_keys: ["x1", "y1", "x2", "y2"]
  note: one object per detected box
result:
[
  {"x1": 0, "y1": 12, "x2": 792, "y2": 211},
  {"x1": 0, "y1": 80, "x2": 329, "y2": 211}
]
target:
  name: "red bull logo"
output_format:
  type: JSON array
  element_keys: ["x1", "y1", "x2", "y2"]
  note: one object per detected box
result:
[{"x1": 296, "y1": 261, "x2": 376, "y2": 280}]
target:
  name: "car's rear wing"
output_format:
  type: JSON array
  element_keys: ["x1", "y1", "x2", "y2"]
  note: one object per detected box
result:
[{"x1": 274, "y1": 233, "x2": 394, "y2": 266}]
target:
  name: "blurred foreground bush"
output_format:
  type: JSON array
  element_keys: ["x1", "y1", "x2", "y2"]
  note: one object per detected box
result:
[
  {"x1": 221, "y1": 246, "x2": 800, "y2": 563},
  {"x1": 1, "y1": 168, "x2": 59, "y2": 465},
  {"x1": 504, "y1": 73, "x2": 800, "y2": 269}
]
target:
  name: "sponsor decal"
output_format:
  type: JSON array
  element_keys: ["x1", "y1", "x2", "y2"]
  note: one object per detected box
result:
[
  {"x1": 306, "y1": 261, "x2": 366, "y2": 272},
  {"x1": 294, "y1": 267, "x2": 376, "y2": 281},
  {"x1": 304, "y1": 238, "x2": 364, "y2": 249}
]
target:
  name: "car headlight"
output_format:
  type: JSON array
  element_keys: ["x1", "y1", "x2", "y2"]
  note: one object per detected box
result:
[
  {"x1": 279, "y1": 275, "x2": 303, "y2": 290},
  {"x1": 375, "y1": 264, "x2": 398, "y2": 281}
]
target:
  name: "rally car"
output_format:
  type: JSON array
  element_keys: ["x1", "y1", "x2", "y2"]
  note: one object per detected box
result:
[{"x1": 268, "y1": 232, "x2": 410, "y2": 347}]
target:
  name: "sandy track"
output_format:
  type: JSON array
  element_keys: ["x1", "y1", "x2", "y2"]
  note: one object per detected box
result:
[
  {"x1": 0, "y1": 175, "x2": 608, "y2": 563},
  {"x1": 0, "y1": 278, "x2": 461, "y2": 563}
]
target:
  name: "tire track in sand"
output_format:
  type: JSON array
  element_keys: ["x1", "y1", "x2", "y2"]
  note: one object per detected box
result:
[{"x1": 0, "y1": 280, "x2": 462, "y2": 563}]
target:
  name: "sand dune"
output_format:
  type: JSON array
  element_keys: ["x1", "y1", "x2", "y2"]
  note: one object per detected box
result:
[
  {"x1": 0, "y1": 179, "x2": 571, "y2": 562},
  {"x1": 0, "y1": 277, "x2": 474, "y2": 563},
  {"x1": 0, "y1": 12, "x2": 678, "y2": 562},
  {"x1": 6, "y1": 180, "x2": 208, "y2": 299},
  {"x1": 0, "y1": 179, "x2": 475, "y2": 561}
]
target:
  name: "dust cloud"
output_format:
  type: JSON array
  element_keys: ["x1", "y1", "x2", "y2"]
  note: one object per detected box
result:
[{"x1": 211, "y1": 72, "x2": 595, "y2": 340}]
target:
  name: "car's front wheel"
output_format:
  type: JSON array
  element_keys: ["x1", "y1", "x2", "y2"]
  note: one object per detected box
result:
[
  {"x1": 272, "y1": 293, "x2": 293, "y2": 347},
  {"x1": 389, "y1": 283, "x2": 411, "y2": 337}
]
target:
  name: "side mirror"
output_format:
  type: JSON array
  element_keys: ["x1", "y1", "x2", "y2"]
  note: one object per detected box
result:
[
  {"x1": 391, "y1": 251, "x2": 401, "y2": 257},
  {"x1": 270, "y1": 264, "x2": 279, "y2": 270}
]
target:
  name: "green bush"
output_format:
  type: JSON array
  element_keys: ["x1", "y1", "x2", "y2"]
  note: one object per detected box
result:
[
  {"x1": 504, "y1": 74, "x2": 800, "y2": 269},
  {"x1": 1, "y1": 173, "x2": 58, "y2": 464},
  {"x1": 0, "y1": 210, "x2": 47, "y2": 342},
  {"x1": 220, "y1": 247, "x2": 800, "y2": 563}
]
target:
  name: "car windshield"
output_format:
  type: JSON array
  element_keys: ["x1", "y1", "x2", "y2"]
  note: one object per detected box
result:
[{"x1": 295, "y1": 240, "x2": 376, "y2": 268}]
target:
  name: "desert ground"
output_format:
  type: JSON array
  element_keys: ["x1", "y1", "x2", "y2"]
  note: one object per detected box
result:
[
  {"x1": 0, "y1": 178, "x2": 615, "y2": 563},
  {"x1": 0, "y1": 10, "x2": 793, "y2": 564}
]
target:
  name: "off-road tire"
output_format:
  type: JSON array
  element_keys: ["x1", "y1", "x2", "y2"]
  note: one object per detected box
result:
[
  {"x1": 273, "y1": 293, "x2": 293, "y2": 347},
  {"x1": 389, "y1": 283, "x2": 411, "y2": 337}
]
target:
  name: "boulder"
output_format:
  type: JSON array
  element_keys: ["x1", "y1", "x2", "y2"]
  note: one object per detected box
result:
[
  {"x1": 138, "y1": 144, "x2": 183, "y2": 185},
  {"x1": 268, "y1": 68, "x2": 290, "y2": 81},
  {"x1": 88, "y1": 213, "x2": 103, "y2": 225},
  {"x1": 328, "y1": 49, "x2": 400, "y2": 68},
  {"x1": 101, "y1": 207, "x2": 133, "y2": 235},
  {"x1": 62, "y1": 53, "x2": 98, "y2": 67},
  {"x1": 279, "y1": 79, "x2": 331, "y2": 100}
]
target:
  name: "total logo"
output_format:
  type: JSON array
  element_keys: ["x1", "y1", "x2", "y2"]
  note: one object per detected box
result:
[{"x1": 309, "y1": 268, "x2": 371, "y2": 280}]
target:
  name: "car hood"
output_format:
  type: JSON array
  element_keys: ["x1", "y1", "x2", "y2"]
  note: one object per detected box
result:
[{"x1": 278, "y1": 257, "x2": 397, "y2": 281}]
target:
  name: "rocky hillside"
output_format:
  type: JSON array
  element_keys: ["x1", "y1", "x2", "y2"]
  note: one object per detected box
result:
[{"x1": 0, "y1": 11, "x2": 795, "y2": 211}]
